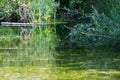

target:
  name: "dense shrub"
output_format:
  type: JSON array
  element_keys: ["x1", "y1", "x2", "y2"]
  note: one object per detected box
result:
[
  {"x1": 55, "y1": 0, "x2": 117, "y2": 15},
  {"x1": 61, "y1": 7, "x2": 120, "y2": 49},
  {"x1": 55, "y1": 0, "x2": 120, "y2": 50},
  {"x1": 0, "y1": 0, "x2": 57, "y2": 22}
]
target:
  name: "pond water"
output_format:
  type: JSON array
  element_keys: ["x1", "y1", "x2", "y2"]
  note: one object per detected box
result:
[
  {"x1": 0, "y1": 26, "x2": 120, "y2": 80},
  {"x1": 0, "y1": 49, "x2": 120, "y2": 80}
]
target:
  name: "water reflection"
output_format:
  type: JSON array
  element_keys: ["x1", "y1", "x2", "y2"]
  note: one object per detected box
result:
[{"x1": 55, "y1": 50, "x2": 120, "y2": 70}]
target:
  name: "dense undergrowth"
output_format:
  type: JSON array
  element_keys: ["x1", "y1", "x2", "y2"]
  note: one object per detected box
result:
[{"x1": 56, "y1": 0, "x2": 120, "y2": 50}]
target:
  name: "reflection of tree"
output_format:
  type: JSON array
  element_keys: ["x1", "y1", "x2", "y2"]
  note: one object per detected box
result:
[{"x1": 55, "y1": 50, "x2": 120, "y2": 70}]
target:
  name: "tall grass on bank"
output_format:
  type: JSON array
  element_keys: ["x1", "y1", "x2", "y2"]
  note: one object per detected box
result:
[{"x1": 29, "y1": 0, "x2": 58, "y2": 22}]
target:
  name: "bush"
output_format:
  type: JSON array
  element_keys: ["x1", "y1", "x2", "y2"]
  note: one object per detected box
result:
[
  {"x1": 56, "y1": 0, "x2": 117, "y2": 15},
  {"x1": 60, "y1": 8, "x2": 120, "y2": 49}
]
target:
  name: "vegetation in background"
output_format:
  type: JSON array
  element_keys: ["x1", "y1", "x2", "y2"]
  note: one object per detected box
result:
[
  {"x1": 55, "y1": 0, "x2": 117, "y2": 14},
  {"x1": 56, "y1": 0, "x2": 120, "y2": 50},
  {"x1": 64, "y1": 9, "x2": 120, "y2": 49}
]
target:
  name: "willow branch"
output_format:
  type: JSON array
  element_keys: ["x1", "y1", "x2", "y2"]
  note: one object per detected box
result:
[{"x1": 80, "y1": 32, "x2": 117, "y2": 39}]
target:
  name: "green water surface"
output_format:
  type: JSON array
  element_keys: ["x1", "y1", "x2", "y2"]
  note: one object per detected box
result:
[{"x1": 0, "y1": 50, "x2": 120, "y2": 80}]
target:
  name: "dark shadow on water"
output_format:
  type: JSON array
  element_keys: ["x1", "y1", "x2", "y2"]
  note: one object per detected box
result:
[{"x1": 54, "y1": 49, "x2": 120, "y2": 71}]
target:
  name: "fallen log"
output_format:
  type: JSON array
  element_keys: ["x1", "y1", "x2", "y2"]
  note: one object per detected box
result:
[{"x1": 0, "y1": 22, "x2": 49, "y2": 27}]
